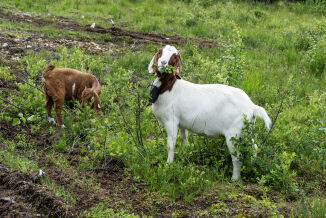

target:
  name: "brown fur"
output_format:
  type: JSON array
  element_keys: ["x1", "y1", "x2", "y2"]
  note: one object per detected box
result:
[
  {"x1": 152, "y1": 48, "x2": 163, "y2": 76},
  {"x1": 43, "y1": 65, "x2": 102, "y2": 126},
  {"x1": 152, "y1": 48, "x2": 182, "y2": 94}
]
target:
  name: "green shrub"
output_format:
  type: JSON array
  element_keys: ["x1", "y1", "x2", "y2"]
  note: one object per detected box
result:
[
  {"x1": 294, "y1": 198, "x2": 326, "y2": 218},
  {"x1": 85, "y1": 202, "x2": 139, "y2": 218},
  {"x1": 306, "y1": 36, "x2": 326, "y2": 77},
  {"x1": 0, "y1": 66, "x2": 16, "y2": 80}
]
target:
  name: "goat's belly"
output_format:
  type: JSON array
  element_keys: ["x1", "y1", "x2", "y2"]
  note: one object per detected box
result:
[
  {"x1": 65, "y1": 95, "x2": 74, "y2": 100},
  {"x1": 179, "y1": 119, "x2": 223, "y2": 137}
]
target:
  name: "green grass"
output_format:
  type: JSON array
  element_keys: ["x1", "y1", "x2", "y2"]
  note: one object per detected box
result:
[
  {"x1": 43, "y1": 178, "x2": 77, "y2": 205},
  {"x1": 84, "y1": 202, "x2": 139, "y2": 218},
  {"x1": 0, "y1": 0, "x2": 325, "y2": 216},
  {"x1": 0, "y1": 146, "x2": 39, "y2": 174}
]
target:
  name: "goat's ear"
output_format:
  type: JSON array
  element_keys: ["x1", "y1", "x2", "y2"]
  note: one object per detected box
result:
[
  {"x1": 148, "y1": 55, "x2": 156, "y2": 74},
  {"x1": 148, "y1": 48, "x2": 162, "y2": 74},
  {"x1": 175, "y1": 53, "x2": 182, "y2": 77}
]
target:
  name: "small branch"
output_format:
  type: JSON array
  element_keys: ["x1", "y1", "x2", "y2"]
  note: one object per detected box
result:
[
  {"x1": 112, "y1": 84, "x2": 144, "y2": 159},
  {"x1": 261, "y1": 90, "x2": 286, "y2": 146},
  {"x1": 136, "y1": 93, "x2": 144, "y2": 147},
  {"x1": 0, "y1": 96, "x2": 25, "y2": 111},
  {"x1": 17, "y1": 77, "x2": 44, "y2": 93}
]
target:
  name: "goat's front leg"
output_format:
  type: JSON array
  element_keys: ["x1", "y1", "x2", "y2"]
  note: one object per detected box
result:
[
  {"x1": 226, "y1": 136, "x2": 241, "y2": 181},
  {"x1": 165, "y1": 122, "x2": 178, "y2": 163},
  {"x1": 179, "y1": 128, "x2": 189, "y2": 146}
]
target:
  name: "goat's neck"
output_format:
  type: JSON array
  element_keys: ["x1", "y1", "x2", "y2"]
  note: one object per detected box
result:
[
  {"x1": 153, "y1": 73, "x2": 179, "y2": 94},
  {"x1": 152, "y1": 77, "x2": 162, "y2": 87}
]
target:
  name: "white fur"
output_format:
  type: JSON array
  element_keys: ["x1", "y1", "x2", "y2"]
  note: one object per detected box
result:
[
  {"x1": 149, "y1": 46, "x2": 271, "y2": 181},
  {"x1": 72, "y1": 82, "x2": 76, "y2": 97},
  {"x1": 48, "y1": 117, "x2": 56, "y2": 124},
  {"x1": 148, "y1": 45, "x2": 180, "y2": 74}
]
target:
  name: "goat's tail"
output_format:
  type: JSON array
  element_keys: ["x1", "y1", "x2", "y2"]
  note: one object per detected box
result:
[
  {"x1": 253, "y1": 105, "x2": 272, "y2": 130},
  {"x1": 42, "y1": 65, "x2": 56, "y2": 80}
]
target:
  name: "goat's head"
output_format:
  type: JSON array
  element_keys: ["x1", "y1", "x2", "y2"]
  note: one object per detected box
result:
[
  {"x1": 148, "y1": 45, "x2": 182, "y2": 78},
  {"x1": 81, "y1": 88, "x2": 102, "y2": 114}
]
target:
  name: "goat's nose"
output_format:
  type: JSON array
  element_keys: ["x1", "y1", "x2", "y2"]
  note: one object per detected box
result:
[{"x1": 161, "y1": 61, "x2": 167, "y2": 66}]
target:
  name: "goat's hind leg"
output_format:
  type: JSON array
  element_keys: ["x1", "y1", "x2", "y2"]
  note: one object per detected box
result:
[
  {"x1": 45, "y1": 94, "x2": 55, "y2": 124},
  {"x1": 179, "y1": 127, "x2": 189, "y2": 146},
  {"x1": 226, "y1": 135, "x2": 242, "y2": 181}
]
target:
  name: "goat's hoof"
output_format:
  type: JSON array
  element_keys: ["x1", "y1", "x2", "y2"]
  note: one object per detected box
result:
[
  {"x1": 231, "y1": 176, "x2": 240, "y2": 181},
  {"x1": 48, "y1": 118, "x2": 56, "y2": 124},
  {"x1": 166, "y1": 159, "x2": 173, "y2": 164}
]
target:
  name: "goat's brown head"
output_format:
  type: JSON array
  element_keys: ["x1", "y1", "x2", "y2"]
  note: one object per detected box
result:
[
  {"x1": 148, "y1": 45, "x2": 182, "y2": 78},
  {"x1": 81, "y1": 88, "x2": 102, "y2": 114}
]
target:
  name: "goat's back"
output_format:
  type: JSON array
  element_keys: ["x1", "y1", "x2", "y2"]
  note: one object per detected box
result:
[
  {"x1": 153, "y1": 79, "x2": 258, "y2": 136},
  {"x1": 43, "y1": 67, "x2": 98, "y2": 100}
]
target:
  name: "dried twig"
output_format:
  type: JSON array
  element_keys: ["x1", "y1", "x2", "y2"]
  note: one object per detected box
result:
[{"x1": 261, "y1": 90, "x2": 286, "y2": 146}]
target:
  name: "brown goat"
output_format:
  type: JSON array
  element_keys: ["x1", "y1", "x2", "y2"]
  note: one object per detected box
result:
[{"x1": 42, "y1": 65, "x2": 102, "y2": 128}]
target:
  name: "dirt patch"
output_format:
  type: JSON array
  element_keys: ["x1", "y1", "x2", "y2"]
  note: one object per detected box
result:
[
  {"x1": 0, "y1": 32, "x2": 115, "y2": 58},
  {"x1": 0, "y1": 165, "x2": 77, "y2": 217},
  {"x1": 0, "y1": 121, "x2": 22, "y2": 141},
  {"x1": 0, "y1": 185, "x2": 40, "y2": 217},
  {"x1": 37, "y1": 155, "x2": 100, "y2": 213},
  {"x1": 37, "y1": 153, "x2": 154, "y2": 215},
  {"x1": 0, "y1": 7, "x2": 217, "y2": 47},
  {"x1": 35, "y1": 145, "x2": 200, "y2": 216}
]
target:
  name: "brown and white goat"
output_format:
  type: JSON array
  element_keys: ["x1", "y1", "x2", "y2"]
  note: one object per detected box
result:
[
  {"x1": 42, "y1": 65, "x2": 102, "y2": 128},
  {"x1": 148, "y1": 45, "x2": 271, "y2": 181}
]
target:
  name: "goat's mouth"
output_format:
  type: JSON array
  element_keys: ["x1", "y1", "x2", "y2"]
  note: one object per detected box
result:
[{"x1": 158, "y1": 66, "x2": 166, "y2": 73}]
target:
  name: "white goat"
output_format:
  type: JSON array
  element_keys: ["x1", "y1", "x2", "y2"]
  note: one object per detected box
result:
[{"x1": 148, "y1": 45, "x2": 271, "y2": 181}]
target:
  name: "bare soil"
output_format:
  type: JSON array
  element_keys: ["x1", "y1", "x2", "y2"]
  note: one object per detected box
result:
[
  {"x1": 0, "y1": 165, "x2": 77, "y2": 217},
  {"x1": 0, "y1": 7, "x2": 217, "y2": 47},
  {"x1": 0, "y1": 32, "x2": 115, "y2": 57}
]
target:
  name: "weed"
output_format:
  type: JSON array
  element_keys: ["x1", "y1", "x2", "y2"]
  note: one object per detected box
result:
[
  {"x1": 294, "y1": 198, "x2": 326, "y2": 218},
  {"x1": 0, "y1": 148, "x2": 39, "y2": 174},
  {"x1": 84, "y1": 202, "x2": 139, "y2": 217},
  {"x1": 43, "y1": 178, "x2": 77, "y2": 205}
]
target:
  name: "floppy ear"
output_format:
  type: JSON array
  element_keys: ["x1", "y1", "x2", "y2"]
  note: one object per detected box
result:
[
  {"x1": 148, "y1": 55, "x2": 156, "y2": 74},
  {"x1": 175, "y1": 53, "x2": 182, "y2": 78},
  {"x1": 148, "y1": 48, "x2": 162, "y2": 74}
]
